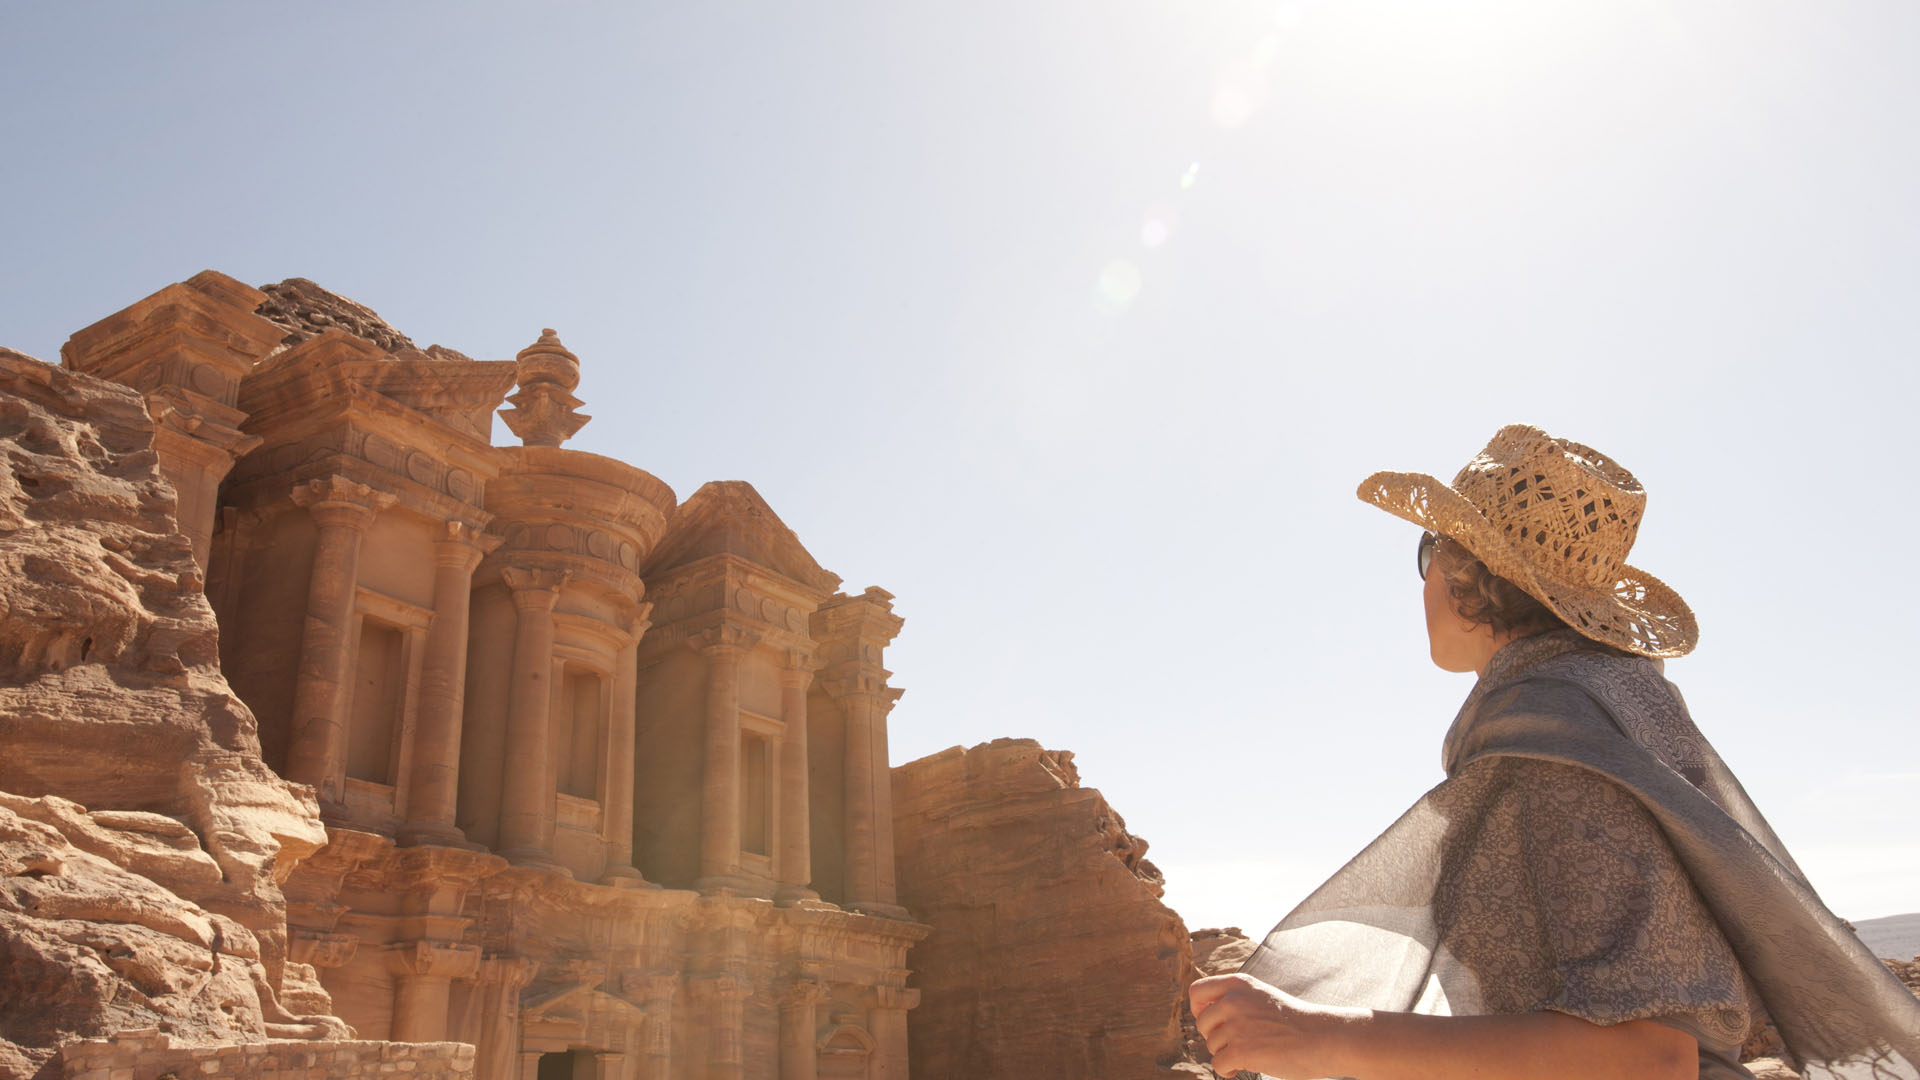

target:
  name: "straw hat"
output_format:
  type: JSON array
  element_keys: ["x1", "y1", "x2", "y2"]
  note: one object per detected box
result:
[{"x1": 1358, "y1": 424, "x2": 1698, "y2": 658}]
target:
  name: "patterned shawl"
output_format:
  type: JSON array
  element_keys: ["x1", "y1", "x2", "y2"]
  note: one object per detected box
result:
[{"x1": 1240, "y1": 631, "x2": 1920, "y2": 1079}]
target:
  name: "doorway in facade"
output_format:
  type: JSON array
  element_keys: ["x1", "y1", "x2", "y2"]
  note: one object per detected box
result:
[{"x1": 536, "y1": 1050, "x2": 596, "y2": 1080}]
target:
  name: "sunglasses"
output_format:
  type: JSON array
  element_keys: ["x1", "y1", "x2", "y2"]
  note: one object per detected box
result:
[{"x1": 1417, "y1": 531, "x2": 1439, "y2": 580}]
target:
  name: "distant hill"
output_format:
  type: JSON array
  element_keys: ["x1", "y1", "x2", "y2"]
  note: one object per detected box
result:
[{"x1": 1855, "y1": 912, "x2": 1920, "y2": 959}]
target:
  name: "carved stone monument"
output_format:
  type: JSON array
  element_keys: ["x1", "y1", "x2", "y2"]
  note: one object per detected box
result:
[{"x1": 39, "y1": 272, "x2": 928, "y2": 1080}]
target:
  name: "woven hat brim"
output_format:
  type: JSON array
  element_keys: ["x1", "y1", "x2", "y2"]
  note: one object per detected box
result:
[{"x1": 1359, "y1": 470, "x2": 1699, "y2": 659}]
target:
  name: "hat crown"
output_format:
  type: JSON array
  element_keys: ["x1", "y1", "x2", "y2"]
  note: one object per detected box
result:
[
  {"x1": 1357, "y1": 424, "x2": 1695, "y2": 657},
  {"x1": 1449, "y1": 425, "x2": 1646, "y2": 592}
]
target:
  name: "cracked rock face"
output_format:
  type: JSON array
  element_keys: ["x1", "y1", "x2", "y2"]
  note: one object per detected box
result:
[
  {"x1": 0, "y1": 349, "x2": 336, "y2": 1078},
  {"x1": 0, "y1": 794, "x2": 266, "y2": 1075},
  {"x1": 254, "y1": 278, "x2": 419, "y2": 353},
  {"x1": 893, "y1": 738, "x2": 1200, "y2": 1080},
  {"x1": 253, "y1": 278, "x2": 471, "y2": 362}
]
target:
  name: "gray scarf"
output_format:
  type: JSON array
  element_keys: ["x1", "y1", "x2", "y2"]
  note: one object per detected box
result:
[{"x1": 1241, "y1": 631, "x2": 1920, "y2": 1079}]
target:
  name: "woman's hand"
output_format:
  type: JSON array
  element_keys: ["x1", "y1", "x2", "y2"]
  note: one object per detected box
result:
[
  {"x1": 1188, "y1": 973, "x2": 1364, "y2": 1078},
  {"x1": 1189, "y1": 973, "x2": 1699, "y2": 1080}
]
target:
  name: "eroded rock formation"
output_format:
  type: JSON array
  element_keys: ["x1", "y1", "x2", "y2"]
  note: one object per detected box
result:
[
  {"x1": 257, "y1": 278, "x2": 417, "y2": 356},
  {"x1": 0, "y1": 349, "x2": 337, "y2": 1078},
  {"x1": 892, "y1": 738, "x2": 1200, "y2": 1080},
  {"x1": 1188, "y1": 927, "x2": 1254, "y2": 980}
]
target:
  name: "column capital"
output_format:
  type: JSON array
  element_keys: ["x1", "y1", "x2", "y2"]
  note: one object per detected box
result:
[
  {"x1": 694, "y1": 623, "x2": 760, "y2": 658},
  {"x1": 502, "y1": 565, "x2": 570, "y2": 607},
  {"x1": 778, "y1": 648, "x2": 821, "y2": 689},
  {"x1": 385, "y1": 940, "x2": 482, "y2": 980},
  {"x1": 433, "y1": 519, "x2": 502, "y2": 568},
  {"x1": 778, "y1": 978, "x2": 833, "y2": 1009},
  {"x1": 868, "y1": 985, "x2": 920, "y2": 1012},
  {"x1": 288, "y1": 928, "x2": 358, "y2": 969},
  {"x1": 615, "y1": 598, "x2": 654, "y2": 645},
  {"x1": 688, "y1": 973, "x2": 753, "y2": 1005},
  {"x1": 621, "y1": 971, "x2": 682, "y2": 1005},
  {"x1": 816, "y1": 670, "x2": 892, "y2": 702},
  {"x1": 479, "y1": 953, "x2": 541, "y2": 990},
  {"x1": 291, "y1": 475, "x2": 395, "y2": 531}
]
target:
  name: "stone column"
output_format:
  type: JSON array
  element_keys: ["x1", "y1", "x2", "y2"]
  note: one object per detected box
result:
[
  {"x1": 634, "y1": 975, "x2": 677, "y2": 1080},
  {"x1": 387, "y1": 940, "x2": 482, "y2": 1042},
  {"x1": 146, "y1": 393, "x2": 261, "y2": 573},
  {"x1": 401, "y1": 521, "x2": 498, "y2": 847},
  {"x1": 517, "y1": 1051, "x2": 542, "y2": 1080},
  {"x1": 868, "y1": 984, "x2": 919, "y2": 1080},
  {"x1": 775, "y1": 654, "x2": 816, "y2": 902},
  {"x1": 475, "y1": 956, "x2": 539, "y2": 1080},
  {"x1": 690, "y1": 975, "x2": 751, "y2": 1080},
  {"x1": 871, "y1": 688, "x2": 904, "y2": 908},
  {"x1": 286, "y1": 477, "x2": 394, "y2": 807},
  {"x1": 697, "y1": 630, "x2": 752, "y2": 891},
  {"x1": 829, "y1": 676, "x2": 909, "y2": 917},
  {"x1": 498, "y1": 565, "x2": 570, "y2": 871},
  {"x1": 393, "y1": 968, "x2": 451, "y2": 1044},
  {"x1": 840, "y1": 681, "x2": 915, "y2": 915},
  {"x1": 839, "y1": 685, "x2": 879, "y2": 911},
  {"x1": 602, "y1": 609, "x2": 649, "y2": 884},
  {"x1": 595, "y1": 1051, "x2": 629, "y2": 1080},
  {"x1": 778, "y1": 979, "x2": 830, "y2": 1080}
]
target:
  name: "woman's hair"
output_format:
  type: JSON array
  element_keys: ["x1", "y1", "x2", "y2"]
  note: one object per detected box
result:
[{"x1": 1430, "y1": 538, "x2": 1568, "y2": 639}]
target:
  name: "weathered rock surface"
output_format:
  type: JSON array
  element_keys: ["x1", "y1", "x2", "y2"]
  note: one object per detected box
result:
[
  {"x1": 254, "y1": 278, "x2": 472, "y2": 362},
  {"x1": 893, "y1": 738, "x2": 1199, "y2": 1080},
  {"x1": 1173, "y1": 928, "x2": 1256, "y2": 1077},
  {"x1": 254, "y1": 278, "x2": 419, "y2": 353},
  {"x1": 1189, "y1": 927, "x2": 1255, "y2": 979},
  {"x1": 0, "y1": 794, "x2": 266, "y2": 1074},
  {"x1": 0, "y1": 349, "x2": 337, "y2": 1077}
]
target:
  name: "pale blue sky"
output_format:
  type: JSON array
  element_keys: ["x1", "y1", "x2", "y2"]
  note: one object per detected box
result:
[{"x1": 4, "y1": 1, "x2": 1915, "y2": 930}]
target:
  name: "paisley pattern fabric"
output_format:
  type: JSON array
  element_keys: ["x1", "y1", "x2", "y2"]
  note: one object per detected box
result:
[
  {"x1": 1242, "y1": 630, "x2": 1920, "y2": 1080},
  {"x1": 1429, "y1": 757, "x2": 1753, "y2": 1064}
]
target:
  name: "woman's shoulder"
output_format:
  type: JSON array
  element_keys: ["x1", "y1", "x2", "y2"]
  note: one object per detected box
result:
[
  {"x1": 1445, "y1": 669, "x2": 1621, "y2": 772},
  {"x1": 1491, "y1": 640, "x2": 1665, "y2": 701},
  {"x1": 1446, "y1": 647, "x2": 1701, "y2": 786}
]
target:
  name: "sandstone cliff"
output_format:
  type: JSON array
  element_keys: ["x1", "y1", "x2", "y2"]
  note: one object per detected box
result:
[
  {"x1": 892, "y1": 738, "x2": 1205, "y2": 1079},
  {"x1": 0, "y1": 349, "x2": 338, "y2": 1078}
]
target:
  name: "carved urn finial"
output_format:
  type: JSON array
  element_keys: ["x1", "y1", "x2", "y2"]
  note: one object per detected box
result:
[{"x1": 500, "y1": 328, "x2": 591, "y2": 447}]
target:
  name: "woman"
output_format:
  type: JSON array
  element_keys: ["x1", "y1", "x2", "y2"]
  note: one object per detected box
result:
[{"x1": 1190, "y1": 425, "x2": 1920, "y2": 1080}]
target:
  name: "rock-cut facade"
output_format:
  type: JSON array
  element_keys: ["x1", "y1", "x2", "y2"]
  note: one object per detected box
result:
[{"x1": 53, "y1": 271, "x2": 927, "y2": 1080}]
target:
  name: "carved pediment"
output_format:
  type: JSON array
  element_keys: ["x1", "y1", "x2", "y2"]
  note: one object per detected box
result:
[
  {"x1": 521, "y1": 969, "x2": 648, "y2": 1042},
  {"x1": 336, "y1": 359, "x2": 517, "y2": 441},
  {"x1": 643, "y1": 481, "x2": 841, "y2": 594}
]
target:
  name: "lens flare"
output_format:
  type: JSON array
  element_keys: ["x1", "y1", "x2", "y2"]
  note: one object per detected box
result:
[
  {"x1": 1140, "y1": 202, "x2": 1180, "y2": 248},
  {"x1": 1096, "y1": 260, "x2": 1143, "y2": 307},
  {"x1": 1211, "y1": 63, "x2": 1269, "y2": 129}
]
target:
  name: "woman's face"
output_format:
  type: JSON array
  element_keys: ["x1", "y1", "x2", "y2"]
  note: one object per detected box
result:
[{"x1": 1423, "y1": 553, "x2": 1494, "y2": 673}]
